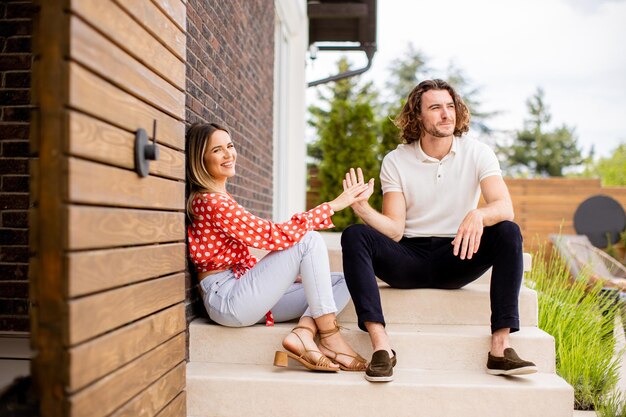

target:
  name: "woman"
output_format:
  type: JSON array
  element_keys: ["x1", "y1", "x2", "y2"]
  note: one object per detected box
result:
[{"x1": 186, "y1": 122, "x2": 368, "y2": 372}]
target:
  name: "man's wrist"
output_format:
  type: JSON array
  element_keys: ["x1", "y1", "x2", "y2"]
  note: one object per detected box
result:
[{"x1": 352, "y1": 200, "x2": 370, "y2": 214}]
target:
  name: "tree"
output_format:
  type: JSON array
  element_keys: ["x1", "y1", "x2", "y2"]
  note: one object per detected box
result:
[
  {"x1": 379, "y1": 45, "x2": 430, "y2": 160},
  {"x1": 499, "y1": 88, "x2": 586, "y2": 177},
  {"x1": 308, "y1": 57, "x2": 381, "y2": 230},
  {"x1": 582, "y1": 143, "x2": 626, "y2": 186}
]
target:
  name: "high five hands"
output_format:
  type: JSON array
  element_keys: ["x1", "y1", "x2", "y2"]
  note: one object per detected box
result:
[
  {"x1": 328, "y1": 167, "x2": 374, "y2": 212},
  {"x1": 343, "y1": 167, "x2": 375, "y2": 207}
]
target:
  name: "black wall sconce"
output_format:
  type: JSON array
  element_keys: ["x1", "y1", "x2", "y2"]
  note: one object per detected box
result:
[{"x1": 134, "y1": 119, "x2": 159, "y2": 177}]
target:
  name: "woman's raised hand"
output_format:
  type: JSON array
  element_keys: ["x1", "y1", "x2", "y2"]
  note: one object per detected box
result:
[{"x1": 328, "y1": 168, "x2": 374, "y2": 212}]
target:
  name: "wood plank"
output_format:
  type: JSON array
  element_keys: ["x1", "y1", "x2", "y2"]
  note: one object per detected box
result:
[
  {"x1": 70, "y1": 16, "x2": 185, "y2": 120},
  {"x1": 150, "y1": 0, "x2": 186, "y2": 32},
  {"x1": 68, "y1": 333, "x2": 185, "y2": 417},
  {"x1": 67, "y1": 273, "x2": 184, "y2": 345},
  {"x1": 114, "y1": 0, "x2": 185, "y2": 61},
  {"x1": 71, "y1": 0, "x2": 185, "y2": 90},
  {"x1": 67, "y1": 157, "x2": 185, "y2": 210},
  {"x1": 515, "y1": 212, "x2": 571, "y2": 222},
  {"x1": 67, "y1": 305, "x2": 185, "y2": 391},
  {"x1": 508, "y1": 187, "x2": 601, "y2": 196},
  {"x1": 69, "y1": 62, "x2": 184, "y2": 151},
  {"x1": 31, "y1": 2, "x2": 70, "y2": 416},
  {"x1": 108, "y1": 363, "x2": 185, "y2": 417},
  {"x1": 511, "y1": 195, "x2": 590, "y2": 205},
  {"x1": 66, "y1": 206, "x2": 184, "y2": 250},
  {"x1": 68, "y1": 111, "x2": 185, "y2": 181},
  {"x1": 153, "y1": 391, "x2": 185, "y2": 417},
  {"x1": 67, "y1": 243, "x2": 186, "y2": 297},
  {"x1": 504, "y1": 178, "x2": 601, "y2": 187}
]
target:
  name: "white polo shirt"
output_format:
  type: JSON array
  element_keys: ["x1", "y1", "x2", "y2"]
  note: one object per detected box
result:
[{"x1": 380, "y1": 136, "x2": 502, "y2": 238}]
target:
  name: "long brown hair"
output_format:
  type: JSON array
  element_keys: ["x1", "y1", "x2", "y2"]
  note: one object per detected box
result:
[
  {"x1": 185, "y1": 122, "x2": 230, "y2": 220},
  {"x1": 394, "y1": 79, "x2": 470, "y2": 144}
]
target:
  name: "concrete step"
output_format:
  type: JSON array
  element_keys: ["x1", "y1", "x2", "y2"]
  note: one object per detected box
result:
[
  {"x1": 337, "y1": 283, "x2": 538, "y2": 327},
  {"x1": 189, "y1": 320, "x2": 556, "y2": 372},
  {"x1": 186, "y1": 362, "x2": 573, "y2": 417}
]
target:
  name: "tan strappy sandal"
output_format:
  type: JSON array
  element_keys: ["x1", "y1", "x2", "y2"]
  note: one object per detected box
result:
[
  {"x1": 318, "y1": 321, "x2": 368, "y2": 372},
  {"x1": 273, "y1": 326, "x2": 338, "y2": 372}
]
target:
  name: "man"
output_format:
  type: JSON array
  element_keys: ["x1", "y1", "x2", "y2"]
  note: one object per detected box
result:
[{"x1": 341, "y1": 79, "x2": 537, "y2": 382}]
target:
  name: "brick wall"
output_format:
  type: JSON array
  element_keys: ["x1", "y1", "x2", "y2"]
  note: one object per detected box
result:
[
  {"x1": 186, "y1": 0, "x2": 275, "y2": 216},
  {"x1": 184, "y1": 0, "x2": 276, "y2": 324},
  {"x1": 0, "y1": 0, "x2": 36, "y2": 332}
]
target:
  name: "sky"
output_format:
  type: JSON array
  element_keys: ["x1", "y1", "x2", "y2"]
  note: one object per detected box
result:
[{"x1": 305, "y1": 0, "x2": 626, "y2": 159}]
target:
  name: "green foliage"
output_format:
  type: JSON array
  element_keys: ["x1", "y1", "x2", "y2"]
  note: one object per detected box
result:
[
  {"x1": 597, "y1": 391, "x2": 626, "y2": 417},
  {"x1": 526, "y1": 243, "x2": 624, "y2": 410},
  {"x1": 308, "y1": 57, "x2": 381, "y2": 230},
  {"x1": 582, "y1": 143, "x2": 626, "y2": 186},
  {"x1": 499, "y1": 88, "x2": 586, "y2": 176}
]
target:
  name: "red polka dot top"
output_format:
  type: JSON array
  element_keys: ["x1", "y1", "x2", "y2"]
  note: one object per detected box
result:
[{"x1": 187, "y1": 193, "x2": 335, "y2": 278}]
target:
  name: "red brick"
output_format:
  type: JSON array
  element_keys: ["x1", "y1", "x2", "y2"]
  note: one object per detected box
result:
[
  {"x1": 0, "y1": 158, "x2": 28, "y2": 174},
  {"x1": 0, "y1": 20, "x2": 31, "y2": 37},
  {"x1": 1, "y1": 141, "x2": 29, "y2": 157},
  {"x1": 0, "y1": 299, "x2": 28, "y2": 315},
  {"x1": 5, "y1": 36, "x2": 31, "y2": 53},
  {"x1": 0, "y1": 246, "x2": 29, "y2": 263},
  {"x1": 2, "y1": 106, "x2": 30, "y2": 121},
  {"x1": 0, "y1": 228, "x2": 28, "y2": 245},
  {"x1": 0, "y1": 54, "x2": 31, "y2": 70},
  {"x1": 0, "y1": 124, "x2": 29, "y2": 139},
  {"x1": 0, "y1": 193, "x2": 29, "y2": 209},
  {"x1": 0, "y1": 89, "x2": 30, "y2": 105},
  {"x1": 0, "y1": 264, "x2": 28, "y2": 280},
  {"x1": 2, "y1": 210, "x2": 28, "y2": 227},
  {"x1": 6, "y1": 2, "x2": 38, "y2": 19},
  {"x1": 4, "y1": 71, "x2": 30, "y2": 88},
  {"x1": 0, "y1": 316, "x2": 29, "y2": 332},
  {"x1": 1, "y1": 174, "x2": 29, "y2": 192},
  {"x1": 0, "y1": 281, "x2": 29, "y2": 298}
]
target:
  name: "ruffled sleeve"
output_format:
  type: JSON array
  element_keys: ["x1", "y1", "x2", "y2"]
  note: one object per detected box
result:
[{"x1": 202, "y1": 194, "x2": 335, "y2": 251}]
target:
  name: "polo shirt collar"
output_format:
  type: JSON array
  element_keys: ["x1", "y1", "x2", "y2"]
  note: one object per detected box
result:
[{"x1": 416, "y1": 137, "x2": 458, "y2": 162}]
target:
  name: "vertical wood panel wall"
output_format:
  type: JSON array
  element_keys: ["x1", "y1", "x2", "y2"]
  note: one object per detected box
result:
[
  {"x1": 505, "y1": 178, "x2": 626, "y2": 250},
  {"x1": 31, "y1": 1, "x2": 187, "y2": 416}
]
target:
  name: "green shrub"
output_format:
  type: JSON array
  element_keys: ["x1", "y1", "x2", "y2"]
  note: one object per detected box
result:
[
  {"x1": 598, "y1": 391, "x2": 626, "y2": 417},
  {"x1": 525, "y1": 244, "x2": 624, "y2": 411}
]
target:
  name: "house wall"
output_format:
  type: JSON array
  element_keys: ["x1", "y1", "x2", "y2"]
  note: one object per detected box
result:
[{"x1": 0, "y1": 0, "x2": 36, "y2": 333}]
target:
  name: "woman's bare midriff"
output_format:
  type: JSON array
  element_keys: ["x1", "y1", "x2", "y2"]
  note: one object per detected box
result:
[{"x1": 198, "y1": 268, "x2": 231, "y2": 282}]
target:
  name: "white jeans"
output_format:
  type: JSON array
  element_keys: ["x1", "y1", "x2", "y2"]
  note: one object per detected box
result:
[{"x1": 200, "y1": 231, "x2": 350, "y2": 327}]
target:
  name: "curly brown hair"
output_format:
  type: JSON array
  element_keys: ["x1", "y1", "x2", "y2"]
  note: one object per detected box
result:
[{"x1": 394, "y1": 79, "x2": 470, "y2": 144}]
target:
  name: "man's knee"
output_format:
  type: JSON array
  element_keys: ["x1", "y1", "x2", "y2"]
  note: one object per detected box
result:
[
  {"x1": 489, "y1": 220, "x2": 523, "y2": 249},
  {"x1": 341, "y1": 224, "x2": 371, "y2": 248}
]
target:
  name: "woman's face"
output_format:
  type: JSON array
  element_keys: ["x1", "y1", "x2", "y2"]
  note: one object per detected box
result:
[{"x1": 203, "y1": 129, "x2": 237, "y2": 180}]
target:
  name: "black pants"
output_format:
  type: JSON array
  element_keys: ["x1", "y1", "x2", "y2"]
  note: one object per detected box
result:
[{"x1": 341, "y1": 221, "x2": 524, "y2": 334}]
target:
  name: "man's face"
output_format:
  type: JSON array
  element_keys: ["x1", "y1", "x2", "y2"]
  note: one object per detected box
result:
[{"x1": 419, "y1": 89, "x2": 456, "y2": 139}]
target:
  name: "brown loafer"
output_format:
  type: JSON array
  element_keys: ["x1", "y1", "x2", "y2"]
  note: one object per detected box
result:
[
  {"x1": 365, "y1": 350, "x2": 396, "y2": 382},
  {"x1": 487, "y1": 348, "x2": 537, "y2": 376}
]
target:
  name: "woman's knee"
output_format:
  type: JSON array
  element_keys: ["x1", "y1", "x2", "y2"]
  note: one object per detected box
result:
[{"x1": 299, "y1": 230, "x2": 325, "y2": 251}]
